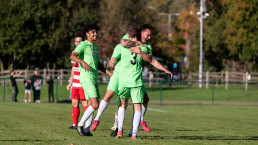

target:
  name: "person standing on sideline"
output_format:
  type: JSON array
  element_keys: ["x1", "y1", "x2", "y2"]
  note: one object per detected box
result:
[
  {"x1": 47, "y1": 76, "x2": 54, "y2": 103},
  {"x1": 33, "y1": 71, "x2": 42, "y2": 103},
  {"x1": 31, "y1": 69, "x2": 39, "y2": 102},
  {"x1": 24, "y1": 79, "x2": 32, "y2": 103},
  {"x1": 10, "y1": 70, "x2": 22, "y2": 102},
  {"x1": 70, "y1": 23, "x2": 112, "y2": 136}
]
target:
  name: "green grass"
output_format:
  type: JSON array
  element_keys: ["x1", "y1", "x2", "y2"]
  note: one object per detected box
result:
[
  {"x1": 1, "y1": 82, "x2": 258, "y2": 105},
  {"x1": 1, "y1": 103, "x2": 258, "y2": 145}
]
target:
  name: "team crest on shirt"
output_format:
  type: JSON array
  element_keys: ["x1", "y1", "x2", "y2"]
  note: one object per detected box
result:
[{"x1": 91, "y1": 46, "x2": 99, "y2": 57}]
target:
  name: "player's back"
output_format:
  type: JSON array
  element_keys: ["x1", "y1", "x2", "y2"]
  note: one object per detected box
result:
[{"x1": 119, "y1": 45, "x2": 147, "y2": 88}]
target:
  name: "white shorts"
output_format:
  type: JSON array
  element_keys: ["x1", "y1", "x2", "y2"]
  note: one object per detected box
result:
[{"x1": 25, "y1": 89, "x2": 31, "y2": 94}]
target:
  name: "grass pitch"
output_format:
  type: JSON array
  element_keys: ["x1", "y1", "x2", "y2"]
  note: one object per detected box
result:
[{"x1": 1, "y1": 103, "x2": 258, "y2": 145}]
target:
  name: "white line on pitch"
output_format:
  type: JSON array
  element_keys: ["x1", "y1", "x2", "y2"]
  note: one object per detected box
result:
[
  {"x1": 148, "y1": 108, "x2": 168, "y2": 112},
  {"x1": 127, "y1": 106, "x2": 167, "y2": 112}
]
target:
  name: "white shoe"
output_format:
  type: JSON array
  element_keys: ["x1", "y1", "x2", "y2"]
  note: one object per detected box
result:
[
  {"x1": 28, "y1": 99, "x2": 31, "y2": 103},
  {"x1": 24, "y1": 100, "x2": 27, "y2": 103}
]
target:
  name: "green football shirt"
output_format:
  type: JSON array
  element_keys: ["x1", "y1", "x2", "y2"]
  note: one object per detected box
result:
[
  {"x1": 73, "y1": 40, "x2": 100, "y2": 83},
  {"x1": 118, "y1": 45, "x2": 148, "y2": 87},
  {"x1": 111, "y1": 44, "x2": 123, "y2": 72}
]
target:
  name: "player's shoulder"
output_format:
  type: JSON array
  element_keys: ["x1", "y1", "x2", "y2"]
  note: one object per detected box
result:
[
  {"x1": 115, "y1": 44, "x2": 123, "y2": 48},
  {"x1": 121, "y1": 34, "x2": 130, "y2": 40}
]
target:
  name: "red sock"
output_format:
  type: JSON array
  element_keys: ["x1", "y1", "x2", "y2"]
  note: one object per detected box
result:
[
  {"x1": 72, "y1": 107, "x2": 80, "y2": 125},
  {"x1": 84, "y1": 106, "x2": 88, "y2": 112}
]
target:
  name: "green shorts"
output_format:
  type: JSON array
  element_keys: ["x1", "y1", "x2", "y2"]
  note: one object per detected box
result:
[
  {"x1": 107, "y1": 71, "x2": 119, "y2": 93},
  {"x1": 118, "y1": 86, "x2": 144, "y2": 104},
  {"x1": 143, "y1": 85, "x2": 147, "y2": 94},
  {"x1": 81, "y1": 80, "x2": 100, "y2": 100},
  {"x1": 116, "y1": 95, "x2": 129, "y2": 106}
]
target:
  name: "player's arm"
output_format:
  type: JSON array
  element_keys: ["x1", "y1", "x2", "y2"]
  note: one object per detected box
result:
[
  {"x1": 98, "y1": 62, "x2": 112, "y2": 77},
  {"x1": 66, "y1": 67, "x2": 74, "y2": 90},
  {"x1": 151, "y1": 58, "x2": 173, "y2": 79},
  {"x1": 121, "y1": 39, "x2": 142, "y2": 48},
  {"x1": 70, "y1": 52, "x2": 91, "y2": 72},
  {"x1": 108, "y1": 57, "x2": 117, "y2": 69},
  {"x1": 13, "y1": 71, "x2": 22, "y2": 77},
  {"x1": 130, "y1": 46, "x2": 152, "y2": 63}
]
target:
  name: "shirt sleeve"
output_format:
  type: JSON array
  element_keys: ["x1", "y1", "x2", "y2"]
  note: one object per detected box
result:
[
  {"x1": 139, "y1": 45, "x2": 148, "y2": 54},
  {"x1": 111, "y1": 45, "x2": 121, "y2": 59},
  {"x1": 121, "y1": 34, "x2": 130, "y2": 42},
  {"x1": 73, "y1": 42, "x2": 85, "y2": 54}
]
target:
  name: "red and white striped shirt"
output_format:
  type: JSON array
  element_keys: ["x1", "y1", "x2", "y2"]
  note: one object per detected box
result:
[{"x1": 71, "y1": 61, "x2": 82, "y2": 88}]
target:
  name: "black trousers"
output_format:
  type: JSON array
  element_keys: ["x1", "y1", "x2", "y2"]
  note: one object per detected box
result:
[
  {"x1": 11, "y1": 86, "x2": 18, "y2": 102},
  {"x1": 35, "y1": 90, "x2": 41, "y2": 101},
  {"x1": 48, "y1": 88, "x2": 54, "y2": 102}
]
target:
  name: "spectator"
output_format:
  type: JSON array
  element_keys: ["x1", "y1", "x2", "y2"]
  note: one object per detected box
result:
[
  {"x1": 31, "y1": 69, "x2": 41, "y2": 102},
  {"x1": 47, "y1": 76, "x2": 54, "y2": 103},
  {"x1": 34, "y1": 77, "x2": 42, "y2": 103},
  {"x1": 24, "y1": 79, "x2": 32, "y2": 103},
  {"x1": 142, "y1": 66, "x2": 149, "y2": 78},
  {"x1": 10, "y1": 70, "x2": 22, "y2": 102}
]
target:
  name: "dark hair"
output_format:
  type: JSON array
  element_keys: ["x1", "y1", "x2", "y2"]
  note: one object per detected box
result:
[
  {"x1": 139, "y1": 23, "x2": 155, "y2": 33},
  {"x1": 10, "y1": 70, "x2": 14, "y2": 74},
  {"x1": 74, "y1": 33, "x2": 83, "y2": 38},
  {"x1": 126, "y1": 24, "x2": 138, "y2": 38},
  {"x1": 82, "y1": 23, "x2": 100, "y2": 36}
]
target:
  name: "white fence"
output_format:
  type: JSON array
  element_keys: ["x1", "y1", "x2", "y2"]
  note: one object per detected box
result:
[{"x1": 1, "y1": 69, "x2": 258, "y2": 90}]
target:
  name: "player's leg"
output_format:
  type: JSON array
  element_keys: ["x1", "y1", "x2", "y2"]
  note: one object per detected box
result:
[
  {"x1": 76, "y1": 81, "x2": 100, "y2": 136},
  {"x1": 116, "y1": 87, "x2": 129, "y2": 138},
  {"x1": 110, "y1": 96, "x2": 121, "y2": 137},
  {"x1": 116, "y1": 98, "x2": 127, "y2": 138},
  {"x1": 141, "y1": 92, "x2": 151, "y2": 132},
  {"x1": 110, "y1": 109, "x2": 119, "y2": 137},
  {"x1": 69, "y1": 87, "x2": 80, "y2": 129},
  {"x1": 91, "y1": 72, "x2": 119, "y2": 130},
  {"x1": 91, "y1": 90, "x2": 115, "y2": 131},
  {"x1": 132, "y1": 103, "x2": 142, "y2": 139},
  {"x1": 131, "y1": 87, "x2": 144, "y2": 139}
]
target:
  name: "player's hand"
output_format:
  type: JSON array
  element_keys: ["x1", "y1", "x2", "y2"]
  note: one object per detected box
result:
[
  {"x1": 136, "y1": 41, "x2": 143, "y2": 46},
  {"x1": 106, "y1": 70, "x2": 112, "y2": 77},
  {"x1": 81, "y1": 61, "x2": 91, "y2": 72},
  {"x1": 165, "y1": 70, "x2": 173, "y2": 79},
  {"x1": 129, "y1": 46, "x2": 141, "y2": 54},
  {"x1": 66, "y1": 84, "x2": 72, "y2": 90}
]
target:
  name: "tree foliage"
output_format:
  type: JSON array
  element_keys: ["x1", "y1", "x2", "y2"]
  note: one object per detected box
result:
[{"x1": 0, "y1": 0, "x2": 257, "y2": 71}]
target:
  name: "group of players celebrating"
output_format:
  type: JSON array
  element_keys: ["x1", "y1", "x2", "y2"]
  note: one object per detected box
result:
[{"x1": 68, "y1": 23, "x2": 172, "y2": 139}]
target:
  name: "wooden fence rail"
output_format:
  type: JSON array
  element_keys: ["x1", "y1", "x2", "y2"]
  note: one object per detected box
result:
[{"x1": 1, "y1": 69, "x2": 258, "y2": 90}]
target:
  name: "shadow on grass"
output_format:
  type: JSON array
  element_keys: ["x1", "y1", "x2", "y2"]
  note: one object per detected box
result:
[
  {"x1": 0, "y1": 139, "x2": 60, "y2": 142},
  {"x1": 140, "y1": 135, "x2": 258, "y2": 140}
]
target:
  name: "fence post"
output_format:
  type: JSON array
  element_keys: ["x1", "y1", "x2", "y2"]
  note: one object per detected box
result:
[
  {"x1": 188, "y1": 72, "x2": 192, "y2": 88},
  {"x1": 160, "y1": 80, "x2": 162, "y2": 106},
  {"x1": 55, "y1": 78, "x2": 58, "y2": 103},
  {"x1": 3, "y1": 78, "x2": 5, "y2": 102},
  {"x1": 25, "y1": 69, "x2": 28, "y2": 79},
  {"x1": 206, "y1": 71, "x2": 209, "y2": 88},
  {"x1": 149, "y1": 71, "x2": 153, "y2": 87},
  {"x1": 225, "y1": 71, "x2": 228, "y2": 89},
  {"x1": 60, "y1": 69, "x2": 63, "y2": 85},
  {"x1": 43, "y1": 68, "x2": 47, "y2": 85},
  {"x1": 212, "y1": 81, "x2": 215, "y2": 105},
  {"x1": 245, "y1": 72, "x2": 248, "y2": 90}
]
